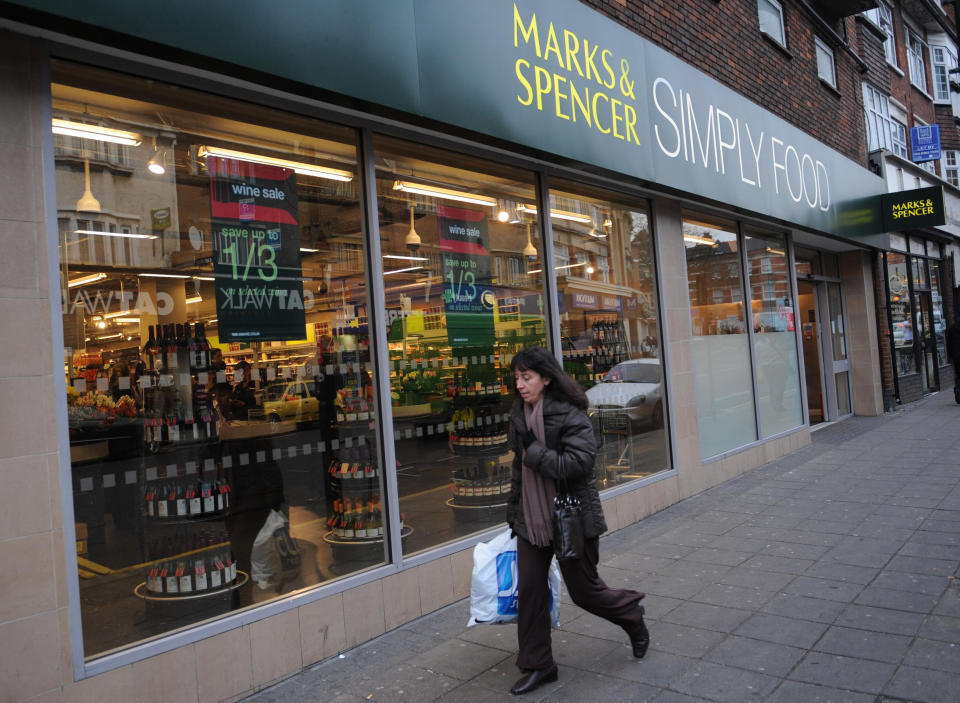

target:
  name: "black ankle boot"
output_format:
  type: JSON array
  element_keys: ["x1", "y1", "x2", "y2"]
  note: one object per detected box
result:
[
  {"x1": 627, "y1": 605, "x2": 649, "y2": 659},
  {"x1": 510, "y1": 664, "x2": 558, "y2": 695}
]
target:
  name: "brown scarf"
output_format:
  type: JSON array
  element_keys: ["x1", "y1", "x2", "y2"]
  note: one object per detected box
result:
[{"x1": 522, "y1": 396, "x2": 555, "y2": 546}]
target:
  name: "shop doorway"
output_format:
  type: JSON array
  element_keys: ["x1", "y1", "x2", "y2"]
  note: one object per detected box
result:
[
  {"x1": 797, "y1": 278, "x2": 853, "y2": 424},
  {"x1": 798, "y1": 280, "x2": 825, "y2": 423},
  {"x1": 916, "y1": 292, "x2": 940, "y2": 393}
]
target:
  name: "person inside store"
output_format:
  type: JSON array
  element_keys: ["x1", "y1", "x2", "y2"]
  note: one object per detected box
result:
[
  {"x1": 212, "y1": 380, "x2": 285, "y2": 603},
  {"x1": 231, "y1": 359, "x2": 258, "y2": 420},
  {"x1": 506, "y1": 346, "x2": 649, "y2": 696}
]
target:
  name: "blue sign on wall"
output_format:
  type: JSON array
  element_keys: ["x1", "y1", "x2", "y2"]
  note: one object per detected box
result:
[{"x1": 910, "y1": 125, "x2": 941, "y2": 163}]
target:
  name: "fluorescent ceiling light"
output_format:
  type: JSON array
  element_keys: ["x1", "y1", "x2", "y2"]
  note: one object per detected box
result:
[
  {"x1": 67, "y1": 272, "x2": 107, "y2": 288},
  {"x1": 114, "y1": 317, "x2": 141, "y2": 324},
  {"x1": 383, "y1": 254, "x2": 428, "y2": 262},
  {"x1": 99, "y1": 310, "x2": 135, "y2": 320},
  {"x1": 198, "y1": 145, "x2": 353, "y2": 182},
  {"x1": 52, "y1": 118, "x2": 142, "y2": 146},
  {"x1": 393, "y1": 180, "x2": 497, "y2": 207},
  {"x1": 193, "y1": 276, "x2": 215, "y2": 281},
  {"x1": 683, "y1": 234, "x2": 718, "y2": 247},
  {"x1": 528, "y1": 261, "x2": 589, "y2": 275},
  {"x1": 185, "y1": 295, "x2": 203, "y2": 305},
  {"x1": 383, "y1": 266, "x2": 424, "y2": 276},
  {"x1": 75, "y1": 229, "x2": 158, "y2": 240},
  {"x1": 300, "y1": 247, "x2": 320, "y2": 253},
  {"x1": 96, "y1": 332, "x2": 123, "y2": 340},
  {"x1": 517, "y1": 205, "x2": 592, "y2": 224},
  {"x1": 138, "y1": 272, "x2": 190, "y2": 279}
]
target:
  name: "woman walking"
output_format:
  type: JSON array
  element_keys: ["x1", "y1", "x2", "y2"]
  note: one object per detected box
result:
[{"x1": 506, "y1": 346, "x2": 649, "y2": 695}]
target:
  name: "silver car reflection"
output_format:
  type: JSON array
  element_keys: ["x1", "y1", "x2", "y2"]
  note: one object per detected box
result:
[{"x1": 586, "y1": 359, "x2": 664, "y2": 432}]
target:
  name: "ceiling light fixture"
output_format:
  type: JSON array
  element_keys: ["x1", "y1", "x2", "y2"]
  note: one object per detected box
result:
[
  {"x1": 96, "y1": 332, "x2": 123, "y2": 340},
  {"x1": 76, "y1": 158, "x2": 101, "y2": 213},
  {"x1": 192, "y1": 276, "x2": 216, "y2": 281},
  {"x1": 405, "y1": 205, "x2": 421, "y2": 253},
  {"x1": 185, "y1": 295, "x2": 203, "y2": 305},
  {"x1": 137, "y1": 272, "x2": 190, "y2": 279},
  {"x1": 517, "y1": 204, "x2": 592, "y2": 224},
  {"x1": 523, "y1": 223, "x2": 538, "y2": 260},
  {"x1": 197, "y1": 145, "x2": 353, "y2": 182},
  {"x1": 299, "y1": 247, "x2": 320, "y2": 253},
  {"x1": 393, "y1": 180, "x2": 497, "y2": 207},
  {"x1": 75, "y1": 229, "x2": 158, "y2": 240},
  {"x1": 51, "y1": 118, "x2": 142, "y2": 146},
  {"x1": 67, "y1": 272, "x2": 107, "y2": 288},
  {"x1": 146, "y1": 146, "x2": 167, "y2": 175},
  {"x1": 113, "y1": 317, "x2": 141, "y2": 324}
]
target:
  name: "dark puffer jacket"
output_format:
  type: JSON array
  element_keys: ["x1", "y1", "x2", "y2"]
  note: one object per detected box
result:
[{"x1": 506, "y1": 394, "x2": 607, "y2": 542}]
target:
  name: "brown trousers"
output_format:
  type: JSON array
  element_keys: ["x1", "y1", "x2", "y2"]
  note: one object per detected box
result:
[{"x1": 516, "y1": 534, "x2": 645, "y2": 671}]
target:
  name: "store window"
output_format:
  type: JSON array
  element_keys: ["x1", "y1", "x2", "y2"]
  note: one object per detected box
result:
[
  {"x1": 372, "y1": 136, "x2": 547, "y2": 556},
  {"x1": 758, "y1": 0, "x2": 786, "y2": 47},
  {"x1": 549, "y1": 182, "x2": 670, "y2": 486},
  {"x1": 745, "y1": 231, "x2": 803, "y2": 437},
  {"x1": 907, "y1": 28, "x2": 928, "y2": 91},
  {"x1": 53, "y1": 63, "x2": 383, "y2": 658},
  {"x1": 684, "y1": 213, "x2": 757, "y2": 458},
  {"x1": 888, "y1": 252, "x2": 915, "y2": 376},
  {"x1": 815, "y1": 38, "x2": 837, "y2": 88}
]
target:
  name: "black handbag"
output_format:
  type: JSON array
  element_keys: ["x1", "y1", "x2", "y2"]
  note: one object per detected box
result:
[{"x1": 553, "y1": 455, "x2": 584, "y2": 561}]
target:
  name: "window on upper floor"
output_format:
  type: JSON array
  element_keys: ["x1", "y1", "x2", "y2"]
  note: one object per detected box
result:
[
  {"x1": 863, "y1": 2, "x2": 897, "y2": 66},
  {"x1": 758, "y1": 0, "x2": 786, "y2": 47},
  {"x1": 907, "y1": 28, "x2": 928, "y2": 91},
  {"x1": 863, "y1": 83, "x2": 894, "y2": 152},
  {"x1": 944, "y1": 150, "x2": 959, "y2": 187},
  {"x1": 931, "y1": 45, "x2": 958, "y2": 101},
  {"x1": 892, "y1": 119, "x2": 909, "y2": 159},
  {"x1": 815, "y1": 37, "x2": 837, "y2": 88}
]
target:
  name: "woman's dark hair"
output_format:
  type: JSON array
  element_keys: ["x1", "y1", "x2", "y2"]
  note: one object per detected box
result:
[{"x1": 510, "y1": 346, "x2": 588, "y2": 410}]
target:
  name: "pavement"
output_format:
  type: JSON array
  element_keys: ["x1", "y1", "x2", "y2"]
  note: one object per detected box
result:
[{"x1": 243, "y1": 390, "x2": 960, "y2": 703}]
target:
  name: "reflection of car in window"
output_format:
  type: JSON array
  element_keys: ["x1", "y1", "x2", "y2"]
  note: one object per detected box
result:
[
  {"x1": 262, "y1": 379, "x2": 319, "y2": 425},
  {"x1": 586, "y1": 359, "x2": 663, "y2": 431}
]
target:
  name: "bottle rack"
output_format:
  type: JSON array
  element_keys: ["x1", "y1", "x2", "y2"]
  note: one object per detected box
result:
[
  {"x1": 137, "y1": 531, "x2": 241, "y2": 599},
  {"x1": 447, "y1": 452, "x2": 512, "y2": 522},
  {"x1": 143, "y1": 475, "x2": 231, "y2": 522},
  {"x1": 137, "y1": 449, "x2": 237, "y2": 606},
  {"x1": 142, "y1": 321, "x2": 218, "y2": 448},
  {"x1": 322, "y1": 444, "x2": 411, "y2": 560},
  {"x1": 563, "y1": 315, "x2": 628, "y2": 386}
]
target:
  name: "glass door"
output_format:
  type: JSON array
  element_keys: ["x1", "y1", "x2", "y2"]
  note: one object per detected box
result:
[
  {"x1": 827, "y1": 283, "x2": 852, "y2": 416},
  {"x1": 917, "y1": 292, "x2": 939, "y2": 392},
  {"x1": 797, "y1": 280, "x2": 825, "y2": 423}
]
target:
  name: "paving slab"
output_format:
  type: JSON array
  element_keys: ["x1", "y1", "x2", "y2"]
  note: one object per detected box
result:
[{"x1": 243, "y1": 392, "x2": 960, "y2": 703}]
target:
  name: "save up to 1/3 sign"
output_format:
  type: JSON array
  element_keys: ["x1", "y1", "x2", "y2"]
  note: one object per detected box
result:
[{"x1": 208, "y1": 156, "x2": 307, "y2": 341}]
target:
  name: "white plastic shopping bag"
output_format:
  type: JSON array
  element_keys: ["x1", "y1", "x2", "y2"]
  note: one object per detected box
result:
[
  {"x1": 467, "y1": 528, "x2": 561, "y2": 627},
  {"x1": 250, "y1": 508, "x2": 302, "y2": 590}
]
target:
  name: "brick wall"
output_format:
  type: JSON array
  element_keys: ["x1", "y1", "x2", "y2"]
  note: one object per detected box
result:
[
  {"x1": 854, "y1": 15, "x2": 891, "y2": 92},
  {"x1": 578, "y1": 0, "x2": 870, "y2": 164}
]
